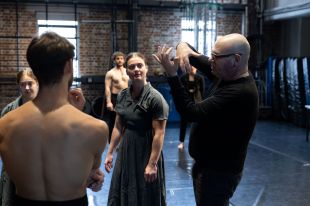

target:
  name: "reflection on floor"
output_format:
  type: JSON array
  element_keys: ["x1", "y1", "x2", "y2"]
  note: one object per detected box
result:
[
  {"x1": 86, "y1": 120, "x2": 310, "y2": 206},
  {"x1": 1, "y1": 120, "x2": 310, "y2": 205}
]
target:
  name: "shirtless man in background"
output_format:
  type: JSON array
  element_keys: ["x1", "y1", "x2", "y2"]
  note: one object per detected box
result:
[
  {"x1": 104, "y1": 51, "x2": 129, "y2": 142},
  {"x1": 0, "y1": 31, "x2": 108, "y2": 206}
]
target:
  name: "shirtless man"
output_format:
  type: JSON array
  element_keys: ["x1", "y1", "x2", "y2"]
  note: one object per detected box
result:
[
  {"x1": 104, "y1": 51, "x2": 129, "y2": 142},
  {"x1": 0, "y1": 31, "x2": 108, "y2": 206}
]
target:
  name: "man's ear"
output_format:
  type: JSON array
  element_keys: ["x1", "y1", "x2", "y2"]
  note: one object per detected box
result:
[
  {"x1": 234, "y1": 54, "x2": 241, "y2": 63},
  {"x1": 64, "y1": 59, "x2": 73, "y2": 74},
  {"x1": 232, "y1": 54, "x2": 241, "y2": 67}
]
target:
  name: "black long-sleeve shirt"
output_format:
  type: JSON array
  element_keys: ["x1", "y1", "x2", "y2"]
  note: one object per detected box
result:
[
  {"x1": 180, "y1": 73, "x2": 205, "y2": 102},
  {"x1": 167, "y1": 53, "x2": 259, "y2": 174}
]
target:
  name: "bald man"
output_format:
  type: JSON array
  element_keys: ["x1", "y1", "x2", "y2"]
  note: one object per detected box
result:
[
  {"x1": 154, "y1": 33, "x2": 259, "y2": 206},
  {"x1": 0, "y1": 32, "x2": 108, "y2": 206}
]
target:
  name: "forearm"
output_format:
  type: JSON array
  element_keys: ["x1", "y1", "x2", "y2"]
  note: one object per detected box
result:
[
  {"x1": 107, "y1": 128, "x2": 121, "y2": 154},
  {"x1": 105, "y1": 89, "x2": 111, "y2": 104},
  {"x1": 177, "y1": 42, "x2": 213, "y2": 79},
  {"x1": 189, "y1": 56, "x2": 213, "y2": 78},
  {"x1": 200, "y1": 78, "x2": 205, "y2": 97},
  {"x1": 92, "y1": 156, "x2": 102, "y2": 169},
  {"x1": 105, "y1": 75, "x2": 112, "y2": 104},
  {"x1": 148, "y1": 133, "x2": 164, "y2": 166}
]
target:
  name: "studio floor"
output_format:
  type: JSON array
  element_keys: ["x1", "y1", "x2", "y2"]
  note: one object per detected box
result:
[
  {"x1": 87, "y1": 120, "x2": 310, "y2": 206},
  {"x1": 1, "y1": 120, "x2": 310, "y2": 206}
]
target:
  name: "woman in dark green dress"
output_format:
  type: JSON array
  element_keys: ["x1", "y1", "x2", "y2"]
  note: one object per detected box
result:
[{"x1": 104, "y1": 52, "x2": 169, "y2": 206}]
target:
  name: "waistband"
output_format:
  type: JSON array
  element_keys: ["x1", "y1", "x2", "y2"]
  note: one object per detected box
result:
[{"x1": 13, "y1": 194, "x2": 88, "y2": 206}]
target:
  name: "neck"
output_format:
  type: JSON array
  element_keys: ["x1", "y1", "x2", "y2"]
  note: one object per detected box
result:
[
  {"x1": 238, "y1": 71, "x2": 249, "y2": 78},
  {"x1": 230, "y1": 66, "x2": 249, "y2": 80},
  {"x1": 116, "y1": 65, "x2": 124, "y2": 70},
  {"x1": 21, "y1": 96, "x2": 31, "y2": 104},
  {"x1": 131, "y1": 81, "x2": 147, "y2": 99},
  {"x1": 34, "y1": 81, "x2": 69, "y2": 112},
  {"x1": 234, "y1": 68, "x2": 249, "y2": 80}
]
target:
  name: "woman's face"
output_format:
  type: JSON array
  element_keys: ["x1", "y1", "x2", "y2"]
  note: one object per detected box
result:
[
  {"x1": 126, "y1": 56, "x2": 148, "y2": 82},
  {"x1": 19, "y1": 74, "x2": 39, "y2": 102}
]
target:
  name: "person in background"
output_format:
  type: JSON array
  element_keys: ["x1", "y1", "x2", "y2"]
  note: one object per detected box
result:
[
  {"x1": 178, "y1": 66, "x2": 204, "y2": 149},
  {"x1": 1, "y1": 68, "x2": 39, "y2": 117},
  {"x1": 104, "y1": 51, "x2": 129, "y2": 143},
  {"x1": 0, "y1": 68, "x2": 39, "y2": 206},
  {"x1": 153, "y1": 33, "x2": 259, "y2": 206},
  {"x1": 104, "y1": 52, "x2": 169, "y2": 206},
  {"x1": 0, "y1": 31, "x2": 108, "y2": 206}
]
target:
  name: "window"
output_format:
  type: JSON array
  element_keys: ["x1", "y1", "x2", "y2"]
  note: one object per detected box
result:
[
  {"x1": 181, "y1": 8, "x2": 216, "y2": 56},
  {"x1": 38, "y1": 20, "x2": 79, "y2": 78}
]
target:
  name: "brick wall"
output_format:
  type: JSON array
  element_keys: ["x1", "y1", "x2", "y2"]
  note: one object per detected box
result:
[
  {"x1": 217, "y1": 12, "x2": 243, "y2": 36},
  {"x1": 79, "y1": 6, "x2": 129, "y2": 76},
  {"x1": 137, "y1": 9, "x2": 182, "y2": 75},
  {"x1": 0, "y1": 3, "x2": 36, "y2": 110},
  {"x1": 0, "y1": 3, "x2": 36, "y2": 75},
  {"x1": 0, "y1": 2, "x2": 245, "y2": 111}
]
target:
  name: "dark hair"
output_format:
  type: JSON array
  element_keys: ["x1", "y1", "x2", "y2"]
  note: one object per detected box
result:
[
  {"x1": 26, "y1": 32, "x2": 75, "y2": 86},
  {"x1": 16, "y1": 68, "x2": 38, "y2": 84},
  {"x1": 125, "y1": 52, "x2": 147, "y2": 67},
  {"x1": 111, "y1": 51, "x2": 125, "y2": 61}
]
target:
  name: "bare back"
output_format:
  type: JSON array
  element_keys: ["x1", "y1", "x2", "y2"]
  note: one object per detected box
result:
[{"x1": 0, "y1": 101, "x2": 108, "y2": 201}]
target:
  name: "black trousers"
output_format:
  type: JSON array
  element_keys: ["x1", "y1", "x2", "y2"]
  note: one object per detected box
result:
[
  {"x1": 179, "y1": 117, "x2": 188, "y2": 142},
  {"x1": 192, "y1": 162, "x2": 242, "y2": 206},
  {"x1": 107, "y1": 93, "x2": 118, "y2": 143}
]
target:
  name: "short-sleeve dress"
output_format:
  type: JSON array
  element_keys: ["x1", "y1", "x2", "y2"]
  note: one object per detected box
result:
[{"x1": 107, "y1": 82, "x2": 169, "y2": 206}]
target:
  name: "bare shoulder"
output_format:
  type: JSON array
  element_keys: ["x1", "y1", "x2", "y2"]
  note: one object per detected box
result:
[
  {"x1": 78, "y1": 113, "x2": 109, "y2": 149},
  {"x1": 107, "y1": 68, "x2": 121, "y2": 76},
  {"x1": 69, "y1": 107, "x2": 106, "y2": 128},
  {"x1": 105, "y1": 69, "x2": 113, "y2": 79},
  {"x1": 77, "y1": 111, "x2": 109, "y2": 138},
  {"x1": 0, "y1": 105, "x2": 31, "y2": 143},
  {"x1": 86, "y1": 115, "x2": 108, "y2": 135},
  {"x1": 0, "y1": 117, "x2": 5, "y2": 143}
]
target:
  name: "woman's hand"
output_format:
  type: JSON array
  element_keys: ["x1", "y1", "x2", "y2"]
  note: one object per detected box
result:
[
  {"x1": 104, "y1": 153, "x2": 114, "y2": 173},
  {"x1": 144, "y1": 163, "x2": 158, "y2": 183}
]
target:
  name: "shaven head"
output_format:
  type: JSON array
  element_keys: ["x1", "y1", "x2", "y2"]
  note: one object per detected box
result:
[
  {"x1": 215, "y1": 33, "x2": 250, "y2": 65},
  {"x1": 212, "y1": 33, "x2": 250, "y2": 80}
]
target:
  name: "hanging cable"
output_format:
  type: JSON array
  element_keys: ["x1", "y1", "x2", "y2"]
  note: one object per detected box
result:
[{"x1": 15, "y1": 1, "x2": 19, "y2": 71}]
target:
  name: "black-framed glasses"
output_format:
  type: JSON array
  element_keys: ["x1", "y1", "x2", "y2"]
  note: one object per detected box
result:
[
  {"x1": 211, "y1": 52, "x2": 242, "y2": 60},
  {"x1": 127, "y1": 63, "x2": 144, "y2": 70}
]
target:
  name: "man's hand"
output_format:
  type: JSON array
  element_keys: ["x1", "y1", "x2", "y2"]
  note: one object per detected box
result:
[
  {"x1": 144, "y1": 163, "x2": 158, "y2": 183},
  {"x1": 68, "y1": 88, "x2": 86, "y2": 111},
  {"x1": 176, "y1": 42, "x2": 201, "y2": 72},
  {"x1": 152, "y1": 45, "x2": 179, "y2": 77},
  {"x1": 87, "y1": 168, "x2": 104, "y2": 192}
]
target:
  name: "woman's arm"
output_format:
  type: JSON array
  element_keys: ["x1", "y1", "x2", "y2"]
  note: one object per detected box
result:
[
  {"x1": 104, "y1": 114, "x2": 122, "y2": 173},
  {"x1": 144, "y1": 119, "x2": 167, "y2": 183}
]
